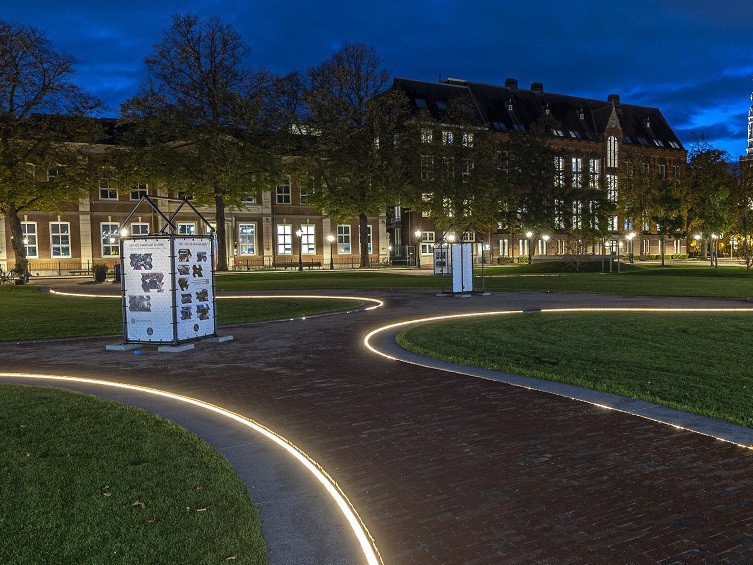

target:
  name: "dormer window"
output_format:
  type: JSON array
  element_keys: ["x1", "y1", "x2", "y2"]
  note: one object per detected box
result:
[
  {"x1": 492, "y1": 121, "x2": 507, "y2": 131},
  {"x1": 506, "y1": 100, "x2": 513, "y2": 111},
  {"x1": 415, "y1": 98, "x2": 428, "y2": 108},
  {"x1": 436, "y1": 101, "x2": 447, "y2": 110},
  {"x1": 578, "y1": 109, "x2": 585, "y2": 120}
]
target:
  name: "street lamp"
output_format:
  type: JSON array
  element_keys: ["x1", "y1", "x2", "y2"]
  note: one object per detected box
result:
[
  {"x1": 447, "y1": 233, "x2": 456, "y2": 243},
  {"x1": 414, "y1": 229, "x2": 422, "y2": 268},
  {"x1": 626, "y1": 231, "x2": 636, "y2": 263},
  {"x1": 295, "y1": 228, "x2": 303, "y2": 271},
  {"x1": 327, "y1": 234, "x2": 335, "y2": 270},
  {"x1": 711, "y1": 233, "x2": 718, "y2": 268},
  {"x1": 525, "y1": 231, "x2": 533, "y2": 264},
  {"x1": 542, "y1": 234, "x2": 550, "y2": 256}
]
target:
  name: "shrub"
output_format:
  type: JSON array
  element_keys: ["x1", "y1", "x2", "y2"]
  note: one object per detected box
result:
[{"x1": 92, "y1": 263, "x2": 108, "y2": 282}]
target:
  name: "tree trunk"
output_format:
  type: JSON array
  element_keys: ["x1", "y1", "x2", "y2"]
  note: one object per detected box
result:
[
  {"x1": 5, "y1": 203, "x2": 27, "y2": 273},
  {"x1": 214, "y1": 188, "x2": 228, "y2": 271},
  {"x1": 359, "y1": 212, "x2": 370, "y2": 268}
]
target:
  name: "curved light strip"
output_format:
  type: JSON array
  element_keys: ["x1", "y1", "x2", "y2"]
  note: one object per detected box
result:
[
  {"x1": 364, "y1": 307, "x2": 753, "y2": 451},
  {"x1": 48, "y1": 289, "x2": 383, "y2": 310},
  {"x1": 0, "y1": 372, "x2": 383, "y2": 565}
]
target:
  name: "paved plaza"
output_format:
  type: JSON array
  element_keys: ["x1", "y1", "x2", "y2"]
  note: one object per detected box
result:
[{"x1": 2, "y1": 281, "x2": 753, "y2": 564}]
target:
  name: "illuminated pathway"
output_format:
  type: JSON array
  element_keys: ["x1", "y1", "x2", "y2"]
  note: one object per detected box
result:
[{"x1": 2, "y1": 281, "x2": 753, "y2": 563}]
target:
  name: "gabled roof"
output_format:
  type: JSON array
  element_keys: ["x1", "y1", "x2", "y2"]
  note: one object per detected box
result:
[{"x1": 391, "y1": 77, "x2": 684, "y2": 151}]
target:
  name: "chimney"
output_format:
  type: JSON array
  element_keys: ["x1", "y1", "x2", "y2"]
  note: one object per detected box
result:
[
  {"x1": 531, "y1": 82, "x2": 543, "y2": 93},
  {"x1": 608, "y1": 93, "x2": 620, "y2": 105},
  {"x1": 505, "y1": 77, "x2": 518, "y2": 90}
]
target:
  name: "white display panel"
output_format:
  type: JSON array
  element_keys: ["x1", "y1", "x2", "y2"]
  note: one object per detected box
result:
[
  {"x1": 121, "y1": 235, "x2": 215, "y2": 344},
  {"x1": 173, "y1": 237, "x2": 215, "y2": 341},
  {"x1": 123, "y1": 238, "x2": 174, "y2": 342},
  {"x1": 451, "y1": 243, "x2": 473, "y2": 293}
]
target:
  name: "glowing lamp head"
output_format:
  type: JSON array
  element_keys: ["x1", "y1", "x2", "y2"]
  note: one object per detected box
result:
[
  {"x1": 414, "y1": 229, "x2": 422, "y2": 239},
  {"x1": 526, "y1": 231, "x2": 533, "y2": 238},
  {"x1": 120, "y1": 228, "x2": 129, "y2": 238},
  {"x1": 327, "y1": 234, "x2": 335, "y2": 243},
  {"x1": 295, "y1": 229, "x2": 303, "y2": 238},
  {"x1": 542, "y1": 234, "x2": 550, "y2": 242},
  {"x1": 447, "y1": 234, "x2": 456, "y2": 242}
]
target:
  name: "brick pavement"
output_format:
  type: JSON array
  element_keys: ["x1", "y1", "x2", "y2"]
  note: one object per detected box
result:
[{"x1": 2, "y1": 282, "x2": 752, "y2": 563}]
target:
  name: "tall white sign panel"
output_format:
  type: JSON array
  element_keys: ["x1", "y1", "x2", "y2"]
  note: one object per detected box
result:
[
  {"x1": 451, "y1": 243, "x2": 473, "y2": 293},
  {"x1": 121, "y1": 235, "x2": 216, "y2": 344}
]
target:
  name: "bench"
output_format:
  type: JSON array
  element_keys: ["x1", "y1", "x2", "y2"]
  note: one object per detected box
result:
[
  {"x1": 69, "y1": 270, "x2": 91, "y2": 276},
  {"x1": 272, "y1": 261, "x2": 322, "y2": 269}
]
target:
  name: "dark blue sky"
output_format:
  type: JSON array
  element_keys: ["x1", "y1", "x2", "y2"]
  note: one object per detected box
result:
[{"x1": 7, "y1": 0, "x2": 753, "y2": 158}]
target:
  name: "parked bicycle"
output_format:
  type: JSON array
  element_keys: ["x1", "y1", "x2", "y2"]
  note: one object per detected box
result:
[{"x1": 0, "y1": 267, "x2": 16, "y2": 284}]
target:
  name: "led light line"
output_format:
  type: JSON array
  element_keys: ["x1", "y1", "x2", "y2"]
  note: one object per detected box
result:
[
  {"x1": 0, "y1": 372, "x2": 382, "y2": 565},
  {"x1": 48, "y1": 288, "x2": 383, "y2": 310},
  {"x1": 363, "y1": 307, "x2": 753, "y2": 451}
]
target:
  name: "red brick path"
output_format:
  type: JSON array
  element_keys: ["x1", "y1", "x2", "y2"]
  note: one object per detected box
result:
[{"x1": 2, "y1": 285, "x2": 752, "y2": 563}]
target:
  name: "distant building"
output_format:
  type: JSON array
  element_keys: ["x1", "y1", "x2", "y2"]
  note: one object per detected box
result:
[{"x1": 389, "y1": 77, "x2": 687, "y2": 263}]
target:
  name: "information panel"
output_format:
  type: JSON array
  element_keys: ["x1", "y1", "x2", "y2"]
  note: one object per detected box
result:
[
  {"x1": 451, "y1": 243, "x2": 473, "y2": 293},
  {"x1": 121, "y1": 235, "x2": 215, "y2": 344}
]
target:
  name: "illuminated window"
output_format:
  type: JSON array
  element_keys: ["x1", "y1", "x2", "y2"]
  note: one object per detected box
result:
[
  {"x1": 554, "y1": 199, "x2": 565, "y2": 229},
  {"x1": 420, "y1": 156, "x2": 434, "y2": 181},
  {"x1": 177, "y1": 222, "x2": 196, "y2": 235},
  {"x1": 607, "y1": 136, "x2": 618, "y2": 168},
  {"x1": 462, "y1": 132, "x2": 473, "y2": 147},
  {"x1": 337, "y1": 225, "x2": 351, "y2": 254},
  {"x1": 300, "y1": 224, "x2": 315, "y2": 254},
  {"x1": 358, "y1": 225, "x2": 373, "y2": 254},
  {"x1": 421, "y1": 231, "x2": 435, "y2": 254},
  {"x1": 100, "y1": 223, "x2": 119, "y2": 257},
  {"x1": 50, "y1": 222, "x2": 71, "y2": 258},
  {"x1": 607, "y1": 174, "x2": 618, "y2": 203},
  {"x1": 442, "y1": 131, "x2": 453, "y2": 145},
  {"x1": 554, "y1": 157, "x2": 565, "y2": 187},
  {"x1": 589, "y1": 159, "x2": 600, "y2": 188},
  {"x1": 238, "y1": 223, "x2": 256, "y2": 255},
  {"x1": 421, "y1": 128, "x2": 433, "y2": 143},
  {"x1": 572, "y1": 200, "x2": 582, "y2": 229},
  {"x1": 572, "y1": 157, "x2": 582, "y2": 188},
  {"x1": 277, "y1": 224, "x2": 292, "y2": 254},
  {"x1": 21, "y1": 222, "x2": 38, "y2": 258}
]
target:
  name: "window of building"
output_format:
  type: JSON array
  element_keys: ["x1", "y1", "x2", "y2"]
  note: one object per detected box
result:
[
  {"x1": 177, "y1": 222, "x2": 196, "y2": 235},
  {"x1": 415, "y1": 98, "x2": 428, "y2": 108},
  {"x1": 421, "y1": 128, "x2": 433, "y2": 143},
  {"x1": 554, "y1": 198, "x2": 565, "y2": 229},
  {"x1": 572, "y1": 200, "x2": 582, "y2": 230},
  {"x1": 519, "y1": 238, "x2": 529, "y2": 257},
  {"x1": 462, "y1": 231, "x2": 475, "y2": 242},
  {"x1": 420, "y1": 231, "x2": 435, "y2": 254},
  {"x1": 436, "y1": 101, "x2": 447, "y2": 110},
  {"x1": 557, "y1": 239, "x2": 566, "y2": 255},
  {"x1": 420, "y1": 155, "x2": 434, "y2": 181},
  {"x1": 499, "y1": 238, "x2": 510, "y2": 257},
  {"x1": 131, "y1": 223, "x2": 149, "y2": 236},
  {"x1": 642, "y1": 239, "x2": 651, "y2": 254},
  {"x1": 238, "y1": 223, "x2": 256, "y2": 255},
  {"x1": 572, "y1": 157, "x2": 582, "y2": 189},
  {"x1": 461, "y1": 159, "x2": 473, "y2": 183},
  {"x1": 100, "y1": 222, "x2": 119, "y2": 257},
  {"x1": 607, "y1": 135, "x2": 618, "y2": 168},
  {"x1": 538, "y1": 238, "x2": 548, "y2": 255},
  {"x1": 658, "y1": 164, "x2": 666, "y2": 178},
  {"x1": 589, "y1": 201, "x2": 599, "y2": 229},
  {"x1": 47, "y1": 168, "x2": 61, "y2": 181},
  {"x1": 462, "y1": 132, "x2": 473, "y2": 147},
  {"x1": 242, "y1": 191, "x2": 257, "y2": 205},
  {"x1": 589, "y1": 159, "x2": 600, "y2": 188},
  {"x1": 337, "y1": 225, "x2": 351, "y2": 254},
  {"x1": 50, "y1": 222, "x2": 71, "y2": 258},
  {"x1": 300, "y1": 224, "x2": 315, "y2": 254},
  {"x1": 130, "y1": 183, "x2": 147, "y2": 201},
  {"x1": 554, "y1": 156, "x2": 565, "y2": 187},
  {"x1": 276, "y1": 178, "x2": 291, "y2": 204},
  {"x1": 498, "y1": 151, "x2": 509, "y2": 173},
  {"x1": 442, "y1": 130, "x2": 453, "y2": 145},
  {"x1": 653, "y1": 139, "x2": 665, "y2": 147},
  {"x1": 21, "y1": 222, "x2": 38, "y2": 258},
  {"x1": 607, "y1": 174, "x2": 618, "y2": 203},
  {"x1": 299, "y1": 187, "x2": 311, "y2": 205},
  {"x1": 277, "y1": 224, "x2": 292, "y2": 255},
  {"x1": 492, "y1": 121, "x2": 507, "y2": 131},
  {"x1": 99, "y1": 178, "x2": 117, "y2": 200},
  {"x1": 624, "y1": 217, "x2": 634, "y2": 231}
]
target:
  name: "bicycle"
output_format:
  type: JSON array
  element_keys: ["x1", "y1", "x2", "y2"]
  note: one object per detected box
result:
[{"x1": 0, "y1": 267, "x2": 16, "y2": 284}]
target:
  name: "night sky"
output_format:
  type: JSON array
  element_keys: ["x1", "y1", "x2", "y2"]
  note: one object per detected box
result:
[{"x1": 6, "y1": 0, "x2": 753, "y2": 159}]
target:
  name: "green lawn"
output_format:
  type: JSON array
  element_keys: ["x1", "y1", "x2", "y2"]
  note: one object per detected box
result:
[
  {"x1": 213, "y1": 263, "x2": 753, "y2": 299},
  {"x1": 0, "y1": 286, "x2": 364, "y2": 341},
  {"x1": 396, "y1": 311, "x2": 753, "y2": 428},
  {"x1": 0, "y1": 384, "x2": 265, "y2": 563}
]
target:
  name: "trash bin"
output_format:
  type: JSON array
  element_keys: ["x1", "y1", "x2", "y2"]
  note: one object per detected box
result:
[{"x1": 114, "y1": 263, "x2": 121, "y2": 284}]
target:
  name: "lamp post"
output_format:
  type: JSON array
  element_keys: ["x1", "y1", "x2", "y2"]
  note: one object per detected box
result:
[
  {"x1": 627, "y1": 231, "x2": 635, "y2": 263},
  {"x1": 327, "y1": 234, "x2": 335, "y2": 270},
  {"x1": 541, "y1": 234, "x2": 550, "y2": 257},
  {"x1": 693, "y1": 234, "x2": 701, "y2": 260},
  {"x1": 525, "y1": 231, "x2": 533, "y2": 264},
  {"x1": 711, "y1": 233, "x2": 718, "y2": 268},
  {"x1": 414, "y1": 229, "x2": 422, "y2": 268},
  {"x1": 295, "y1": 228, "x2": 303, "y2": 271}
]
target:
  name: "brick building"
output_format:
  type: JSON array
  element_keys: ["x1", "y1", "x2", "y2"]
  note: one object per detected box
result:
[{"x1": 389, "y1": 77, "x2": 688, "y2": 264}]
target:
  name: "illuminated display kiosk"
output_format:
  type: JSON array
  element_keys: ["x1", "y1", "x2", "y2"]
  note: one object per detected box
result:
[
  {"x1": 107, "y1": 196, "x2": 230, "y2": 352},
  {"x1": 433, "y1": 226, "x2": 489, "y2": 296}
]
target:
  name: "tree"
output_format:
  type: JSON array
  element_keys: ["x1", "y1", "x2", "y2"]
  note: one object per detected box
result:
[
  {"x1": 121, "y1": 13, "x2": 279, "y2": 270},
  {"x1": 0, "y1": 20, "x2": 102, "y2": 276},
  {"x1": 303, "y1": 42, "x2": 400, "y2": 268},
  {"x1": 651, "y1": 179, "x2": 683, "y2": 266},
  {"x1": 684, "y1": 142, "x2": 734, "y2": 267},
  {"x1": 505, "y1": 119, "x2": 557, "y2": 262},
  {"x1": 730, "y1": 159, "x2": 753, "y2": 268},
  {"x1": 414, "y1": 95, "x2": 501, "y2": 240}
]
